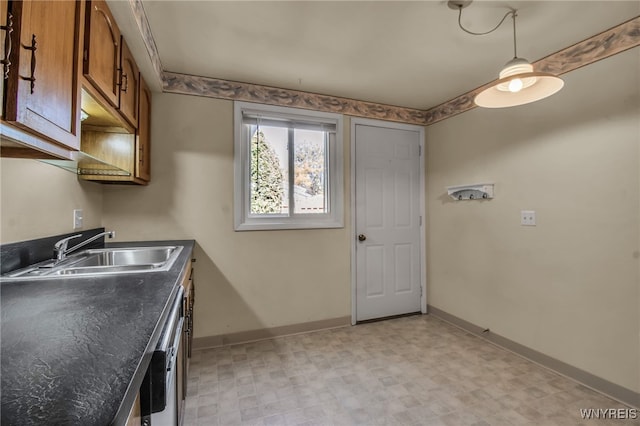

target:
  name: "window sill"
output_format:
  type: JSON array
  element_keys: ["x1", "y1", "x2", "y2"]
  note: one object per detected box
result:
[{"x1": 234, "y1": 218, "x2": 344, "y2": 231}]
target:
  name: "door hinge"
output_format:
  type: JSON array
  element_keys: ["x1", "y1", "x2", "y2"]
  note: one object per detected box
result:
[
  {"x1": 419, "y1": 145, "x2": 422, "y2": 156},
  {"x1": 419, "y1": 216, "x2": 422, "y2": 226}
]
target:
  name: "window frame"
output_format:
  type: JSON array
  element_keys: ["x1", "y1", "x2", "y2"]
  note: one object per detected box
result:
[{"x1": 234, "y1": 101, "x2": 344, "y2": 231}]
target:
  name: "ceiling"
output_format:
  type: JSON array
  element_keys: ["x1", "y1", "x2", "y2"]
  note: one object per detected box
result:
[{"x1": 136, "y1": 1, "x2": 638, "y2": 110}]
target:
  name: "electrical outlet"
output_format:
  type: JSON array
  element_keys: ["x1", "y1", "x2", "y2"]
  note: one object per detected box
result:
[
  {"x1": 521, "y1": 210, "x2": 536, "y2": 226},
  {"x1": 73, "y1": 209, "x2": 83, "y2": 230}
]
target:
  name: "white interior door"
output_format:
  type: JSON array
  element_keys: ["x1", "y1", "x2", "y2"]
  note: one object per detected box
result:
[{"x1": 355, "y1": 123, "x2": 422, "y2": 322}]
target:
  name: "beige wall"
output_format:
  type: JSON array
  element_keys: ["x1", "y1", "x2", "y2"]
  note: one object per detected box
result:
[
  {"x1": 425, "y1": 49, "x2": 640, "y2": 392},
  {"x1": 0, "y1": 159, "x2": 103, "y2": 243},
  {"x1": 102, "y1": 94, "x2": 352, "y2": 339}
]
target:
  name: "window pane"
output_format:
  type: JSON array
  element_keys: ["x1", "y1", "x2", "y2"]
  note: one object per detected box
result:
[
  {"x1": 293, "y1": 129, "x2": 327, "y2": 214},
  {"x1": 249, "y1": 125, "x2": 289, "y2": 215}
]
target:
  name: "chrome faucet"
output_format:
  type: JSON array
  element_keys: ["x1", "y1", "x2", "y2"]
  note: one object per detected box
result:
[{"x1": 53, "y1": 230, "x2": 115, "y2": 262}]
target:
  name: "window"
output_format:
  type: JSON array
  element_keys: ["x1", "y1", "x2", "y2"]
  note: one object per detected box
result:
[{"x1": 234, "y1": 102, "x2": 344, "y2": 230}]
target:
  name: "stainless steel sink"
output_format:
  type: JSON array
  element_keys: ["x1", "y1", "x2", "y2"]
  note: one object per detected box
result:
[
  {"x1": 2, "y1": 245, "x2": 183, "y2": 279},
  {"x1": 73, "y1": 247, "x2": 178, "y2": 268}
]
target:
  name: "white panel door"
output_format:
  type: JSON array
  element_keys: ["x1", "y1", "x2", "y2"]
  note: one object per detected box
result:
[{"x1": 355, "y1": 124, "x2": 422, "y2": 321}]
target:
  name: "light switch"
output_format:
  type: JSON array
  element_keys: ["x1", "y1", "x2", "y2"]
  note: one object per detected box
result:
[
  {"x1": 73, "y1": 209, "x2": 83, "y2": 230},
  {"x1": 521, "y1": 210, "x2": 536, "y2": 226}
]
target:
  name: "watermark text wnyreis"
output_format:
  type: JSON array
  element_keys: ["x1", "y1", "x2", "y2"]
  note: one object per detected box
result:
[{"x1": 580, "y1": 408, "x2": 638, "y2": 420}]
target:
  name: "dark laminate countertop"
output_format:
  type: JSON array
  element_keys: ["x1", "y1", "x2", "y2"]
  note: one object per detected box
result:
[{"x1": 1, "y1": 240, "x2": 195, "y2": 426}]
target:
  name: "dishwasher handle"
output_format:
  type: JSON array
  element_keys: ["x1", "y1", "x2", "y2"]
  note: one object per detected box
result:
[
  {"x1": 157, "y1": 287, "x2": 184, "y2": 353},
  {"x1": 166, "y1": 317, "x2": 184, "y2": 374}
]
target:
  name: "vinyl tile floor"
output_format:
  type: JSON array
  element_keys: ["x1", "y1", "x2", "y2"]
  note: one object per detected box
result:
[{"x1": 183, "y1": 315, "x2": 637, "y2": 426}]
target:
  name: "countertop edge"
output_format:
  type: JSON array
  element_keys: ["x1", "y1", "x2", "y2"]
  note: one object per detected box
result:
[{"x1": 107, "y1": 240, "x2": 195, "y2": 426}]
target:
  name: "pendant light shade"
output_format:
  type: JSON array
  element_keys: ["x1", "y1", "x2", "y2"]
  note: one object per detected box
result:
[
  {"x1": 474, "y1": 58, "x2": 564, "y2": 108},
  {"x1": 448, "y1": 0, "x2": 564, "y2": 108}
]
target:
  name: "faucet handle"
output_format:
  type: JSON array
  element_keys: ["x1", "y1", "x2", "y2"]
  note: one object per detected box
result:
[{"x1": 54, "y1": 234, "x2": 83, "y2": 250}]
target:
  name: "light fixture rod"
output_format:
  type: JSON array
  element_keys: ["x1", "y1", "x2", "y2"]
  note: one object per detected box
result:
[
  {"x1": 456, "y1": 6, "x2": 514, "y2": 36},
  {"x1": 512, "y1": 11, "x2": 518, "y2": 58}
]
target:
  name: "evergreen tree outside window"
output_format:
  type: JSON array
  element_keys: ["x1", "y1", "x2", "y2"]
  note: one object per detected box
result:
[{"x1": 250, "y1": 129, "x2": 284, "y2": 214}]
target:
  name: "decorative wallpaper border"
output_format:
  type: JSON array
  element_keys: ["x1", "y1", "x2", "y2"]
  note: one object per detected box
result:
[
  {"x1": 162, "y1": 72, "x2": 428, "y2": 126},
  {"x1": 536, "y1": 16, "x2": 640, "y2": 76},
  {"x1": 128, "y1": 0, "x2": 164, "y2": 88},
  {"x1": 128, "y1": 2, "x2": 639, "y2": 127}
]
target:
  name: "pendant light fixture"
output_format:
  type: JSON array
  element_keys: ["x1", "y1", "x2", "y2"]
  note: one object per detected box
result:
[{"x1": 448, "y1": 0, "x2": 564, "y2": 108}]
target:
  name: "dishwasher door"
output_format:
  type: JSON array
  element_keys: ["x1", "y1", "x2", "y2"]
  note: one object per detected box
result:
[
  {"x1": 145, "y1": 287, "x2": 184, "y2": 426},
  {"x1": 151, "y1": 315, "x2": 184, "y2": 426}
]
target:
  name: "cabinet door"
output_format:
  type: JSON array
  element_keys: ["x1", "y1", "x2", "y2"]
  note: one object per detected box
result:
[
  {"x1": 177, "y1": 318, "x2": 185, "y2": 425},
  {"x1": 83, "y1": 0, "x2": 120, "y2": 108},
  {"x1": 187, "y1": 272, "x2": 194, "y2": 358},
  {"x1": 118, "y1": 38, "x2": 138, "y2": 128},
  {"x1": 3, "y1": 0, "x2": 82, "y2": 150},
  {"x1": 125, "y1": 392, "x2": 141, "y2": 426},
  {"x1": 136, "y1": 75, "x2": 151, "y2": 181},
  {"x1": 1, "y1": 0, "x2": 8, "y2": 112}
]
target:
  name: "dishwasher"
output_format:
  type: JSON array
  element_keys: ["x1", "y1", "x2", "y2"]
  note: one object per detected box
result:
[{"x1": 146, "y1": 287, "x2": 184, "y2": 426}]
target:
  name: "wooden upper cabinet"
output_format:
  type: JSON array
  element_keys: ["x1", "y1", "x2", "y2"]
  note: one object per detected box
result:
[
  {"x1": 83, "y1": 0, "x2": 120, "y2": 108},
  {"x1": 136, "y1": 75, "x2": 151, "y2": 182},
  {"x1": 118, "y1": 38, "x2": 139, "y2": 128},
  {"x1": 3, "y1": 0, "x2": 83, "y2": 150}
]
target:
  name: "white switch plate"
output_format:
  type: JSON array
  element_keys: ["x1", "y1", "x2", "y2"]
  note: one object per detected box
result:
[
  {"x1": 521, "y1": 210, "x2": 536, "y2": 226},
  {"x1": 73, "y1": 209, "x2": 83, "y2": 229}
]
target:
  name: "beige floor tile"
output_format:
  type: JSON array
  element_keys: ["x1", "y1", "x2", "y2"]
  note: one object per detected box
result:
[{"x1": 184, "y1": 315, "x2": 632, "y2": 426}]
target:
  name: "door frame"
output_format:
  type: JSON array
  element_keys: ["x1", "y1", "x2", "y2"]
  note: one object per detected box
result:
[{"x1": 350, "y1": 117, "x2": 427, "y2": 325}]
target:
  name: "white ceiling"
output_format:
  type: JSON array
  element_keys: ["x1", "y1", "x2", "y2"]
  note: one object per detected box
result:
[{"x1": 137, "y1": 1, "x2": 639, "y2": 110}]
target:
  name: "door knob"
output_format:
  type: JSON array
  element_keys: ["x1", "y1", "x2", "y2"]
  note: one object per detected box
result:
[{"x1": 358, "y1": 234, "x2": 366, "y2": 242}]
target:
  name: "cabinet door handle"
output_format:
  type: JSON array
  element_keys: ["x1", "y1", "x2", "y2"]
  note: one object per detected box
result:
[
  {"x1": 19, "y1": 34, "x2": 36, "y2": 94},
  {"x1": 1, "y1": 12, "x2": 13, "y2": 79},
  {"x1": 120, "y1": 72, "x2": 128, "y2": 93}
]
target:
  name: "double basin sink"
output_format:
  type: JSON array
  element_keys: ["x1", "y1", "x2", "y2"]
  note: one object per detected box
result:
[{"x1": 3, "y1": 246, "x2": 183, "y2": 279}]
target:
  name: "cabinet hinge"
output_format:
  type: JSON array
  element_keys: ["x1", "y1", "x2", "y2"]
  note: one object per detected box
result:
[{"x1": 83, "y1": 49, "x2": 88, "y2": 62}]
